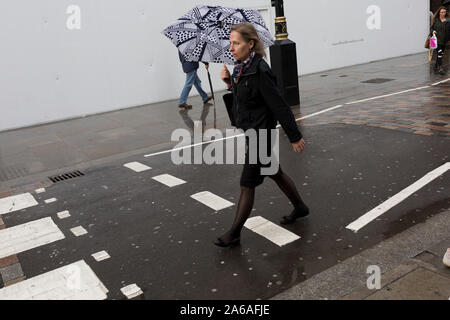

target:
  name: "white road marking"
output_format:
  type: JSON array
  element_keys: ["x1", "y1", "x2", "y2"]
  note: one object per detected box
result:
[
  {"x1": 0, "y1": 193, "x2": 39, "y2": 215},
  {"x1": 91, "y1": 251, "x2": 110, "y2": 262},
  {"x1": 0, "y1": 260, "x2": 108, "y2": 300},
  {"x1": 191, "y1": 191, "x2": 234, "y2": 211},
  {"x1": 44, "y1": 198, "x2": 57, "y2": 204},
  {"x1": 294, "y1": 105, "x2": 344, "y2": 122},
  {"x1": 431, "y1": 78, "x2": 450, "y2": 86},
  {"x1": 345, "y1": 86, "x2": 430, "y2": 105},
  {"x1": 346, "y1": 162, "x2": 450, "y2": 232},
  {"x1": 143, "y1": 82, "x2": 440, "y2": 159},
  {"x1": 0, "y1": 217, "x2": 65, "y2": 259},
  {"x1": 35, "y1": 188, "x2": 46, "y2": 194},
  {"x1": 244, "y1": 216, "x2": 300, "y2": 247},
  {"x1": 152, "y1": 174, "x2": 186, "y2": 187},
  {"x1": 70, "y1": 226, "x2": 88, "y2": 237},
  {"x1": 57, "y1": 211, "x2": 71, "y2": 219},
  {"x1": 123, "y1": 162, "x2": 152, "y2": 172},
  {"x1": 120, "y1": 284, "x2": 143, "y2": 299}
]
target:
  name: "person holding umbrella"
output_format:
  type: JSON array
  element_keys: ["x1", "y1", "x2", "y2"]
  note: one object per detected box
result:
[
  {"x1": 431, "y1": 6, "x2": 450, "y2": 75},
  {"x1": 214, "y1": 22, "x2": 309, "y2": 248},
  {"x1": 178, "y1": 51, "x2": 213, "y2": 109}
]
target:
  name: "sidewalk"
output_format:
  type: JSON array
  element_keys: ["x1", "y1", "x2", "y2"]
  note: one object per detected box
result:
[
  {"x1": 272, "y1": 209, "x2": 450, "y2": 300},
  {"x1": 0, "y1": 52, "x2": 448, "y2": 191}
]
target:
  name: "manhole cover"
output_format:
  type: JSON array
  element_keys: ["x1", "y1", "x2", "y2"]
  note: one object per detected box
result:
[
  {"x1": 49, "y1": 170, "x2": 85, "y2": 183},
  {"x1": 361, "y1": 78, "x2": 395, "y2": 84}
]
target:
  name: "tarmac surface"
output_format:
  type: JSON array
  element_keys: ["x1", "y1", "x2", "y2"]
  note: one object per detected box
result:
[{"x1": 0, "y1": 52, "x2": 449, "y2": 300}]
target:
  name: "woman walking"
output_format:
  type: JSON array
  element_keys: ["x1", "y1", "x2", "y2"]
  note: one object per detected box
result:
[
  {"x1": 431, "y1": 6, "x2": 450, "y2": 75},
  {"x1": 214, "y1": 23, "x2": 309, "y2": 248}
]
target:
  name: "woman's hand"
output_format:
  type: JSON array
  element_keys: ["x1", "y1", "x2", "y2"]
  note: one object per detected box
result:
[
  {"x1": 433, "y1": 30, "x2": 437, "y2": 35},
  {"x1": 221, "y1": 64, "x2": 231, "y2": 84},
  {"x1": 292, "y1": 138, "x2": 306, "y2": 153}
]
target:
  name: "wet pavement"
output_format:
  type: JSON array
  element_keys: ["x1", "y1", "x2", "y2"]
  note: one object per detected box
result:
[{"x1": 0, "y1": 52, "x2": 449, "y2": 300}]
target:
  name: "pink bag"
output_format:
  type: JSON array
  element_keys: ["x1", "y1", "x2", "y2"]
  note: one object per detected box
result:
[{"x1": 430, "y1": 35, "x2": 438, "y2": 50}]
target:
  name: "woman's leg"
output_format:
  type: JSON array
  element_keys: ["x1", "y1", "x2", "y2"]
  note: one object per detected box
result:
[
  {"x1": 268, "y1": 170, "x2": 309, "y2": 224},
  {"x1": 436, "y1": 44, "x2": 445, "y2": 68},
  {"x1": 215, "y1": 186, "x2": 255, "y2": 246}
]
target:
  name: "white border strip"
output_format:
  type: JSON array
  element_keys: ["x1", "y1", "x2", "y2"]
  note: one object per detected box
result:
[
  {"x1": 431, "y1": 78, "x2": 450, "y2": 86},
  {"x1": 143, "y1": 82, "x2": 443, "y2": 159},
  {"x1": 345, "y1": 86, "x2": 430, "y2": 105},
  {"x1": 346, "y1": 162, "x2": 450, "y2": 232}
]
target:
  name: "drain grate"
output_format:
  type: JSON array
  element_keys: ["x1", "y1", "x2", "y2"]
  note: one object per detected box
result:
[
  {"x1": 49, "y1": 170, "x2": 85, "y2": 183},
  {"x1": 361, "y1": 78, "x2": 395, "y2": 84}
]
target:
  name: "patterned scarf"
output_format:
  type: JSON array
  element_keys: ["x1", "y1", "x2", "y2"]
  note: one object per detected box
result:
[{"x1": 232, "y1": 52, "x2": 256, "y2": 84}]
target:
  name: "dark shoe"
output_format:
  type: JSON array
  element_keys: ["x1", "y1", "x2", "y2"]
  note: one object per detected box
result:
[
  {"x1": 214, "y1": 233, "x2": 240, "y2": 248},
  {"x1": 439, "y1": 68, "x2": 446, "y2": 75},
  {"x1": 203, "y1": 96, "x2": 213, "y2": 104},
  {"x1": 280, "y1": 206, "x2": 310, "y2": 225},
  {"x1": 178, "y1": 103, "x2": 192, "y2": 109}
]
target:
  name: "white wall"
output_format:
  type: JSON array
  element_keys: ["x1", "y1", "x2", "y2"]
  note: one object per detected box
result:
[
  {"x1": 286, "y1": 0, "x2": 430, "y2": 75},
  {"x1": 0, "y1": 0, "x2": 429, "y2": 131}
]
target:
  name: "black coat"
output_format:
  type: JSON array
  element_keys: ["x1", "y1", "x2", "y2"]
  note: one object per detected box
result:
[
  {"x1": 223, "y1": 54, "x2": 302, "y2": 143},
  {"x1": 431, "y1": 17, "x2": 450, "y2": 44}
]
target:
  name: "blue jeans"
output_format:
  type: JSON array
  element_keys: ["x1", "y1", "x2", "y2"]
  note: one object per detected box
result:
[{"x1": 179, "y1": 70, "x2": 208, "y2": 105}]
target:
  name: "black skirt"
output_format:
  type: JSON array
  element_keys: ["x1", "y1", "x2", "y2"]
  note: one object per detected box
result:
[{"x1": 240, "y1": 129, "x2": 282, "y2": 188}]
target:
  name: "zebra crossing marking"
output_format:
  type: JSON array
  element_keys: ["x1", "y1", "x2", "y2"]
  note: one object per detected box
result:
[
  {"x1": 152, "y1": 174, "x2": 186, "y2": 187},
  {"x1": 191, "y1": 191, "x2": 234, "y2": 211},
  {"x1": 0, "y1": 217, "x2": 65, "y2": 259},
  {"x1": 0, "y1": 193, "x2": 38, "y2": 215},
  {"x1": 123, "y1": 162, "x2": 151, "y2": 172},
  {"x1": 0, "y1": 260, "x2": 108, "y2": 300},
  {"x1": 244, "y1": 216, "x2": 300, "y2": 247}
]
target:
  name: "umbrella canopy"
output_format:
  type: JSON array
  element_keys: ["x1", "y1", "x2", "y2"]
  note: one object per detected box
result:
[
  {"x1": 162, "y1": 5, "x2": 274, "y2": 65},
  {"x1": 443, "y1": 0, "x2": 450, "y2": 6}
]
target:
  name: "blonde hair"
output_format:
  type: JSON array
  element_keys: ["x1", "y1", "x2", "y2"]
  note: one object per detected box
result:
[{"x1": 231, "y1": 22, "x2": 266, "y2": 57}]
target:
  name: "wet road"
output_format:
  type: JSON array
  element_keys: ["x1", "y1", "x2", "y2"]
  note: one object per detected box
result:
[{"x1": 0, "y1": 81, "x2": 449, "y2": 300}]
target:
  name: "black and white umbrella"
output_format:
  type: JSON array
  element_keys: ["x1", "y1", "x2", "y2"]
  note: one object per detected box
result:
[{"x1": 162, "y1": 5, "x2": 274, "y2": 65}]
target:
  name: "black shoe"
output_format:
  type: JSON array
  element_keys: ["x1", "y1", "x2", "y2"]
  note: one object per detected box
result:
[
  {"x1": 214, "y1": 235, "x2": 240, "y2": 248},
  {"x1": 439, "y1": 68, "x2": 446, "y2": 75},
  {"x1": 203, "y1": 96, "x2": 213, "y2": 104},
  {"x1": 280, "y1": 206, "x2": 310, "y2": 225},
  {"x1": 178, "y1": 103, "x2": 192, "y2": 109}
]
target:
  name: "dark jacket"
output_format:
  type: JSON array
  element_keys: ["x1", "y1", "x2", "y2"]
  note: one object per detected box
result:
[
  {"x1": 178, "y1": 51, "x2": 208, "y2": 74},
  {"x1": 223, "y1": 54, "x2": 302, "y2": 143},
  {"x1": 431, "y1": 17, "x2": 450, "y2": 44}
]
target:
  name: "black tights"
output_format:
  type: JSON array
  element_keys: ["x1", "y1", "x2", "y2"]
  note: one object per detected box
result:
[
  {"x1": 436, "y1": 44, "x2": 446, "y2": 68},
  {"x1": 219, "y1": 170, "x2": 307, "y2": 242}
]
